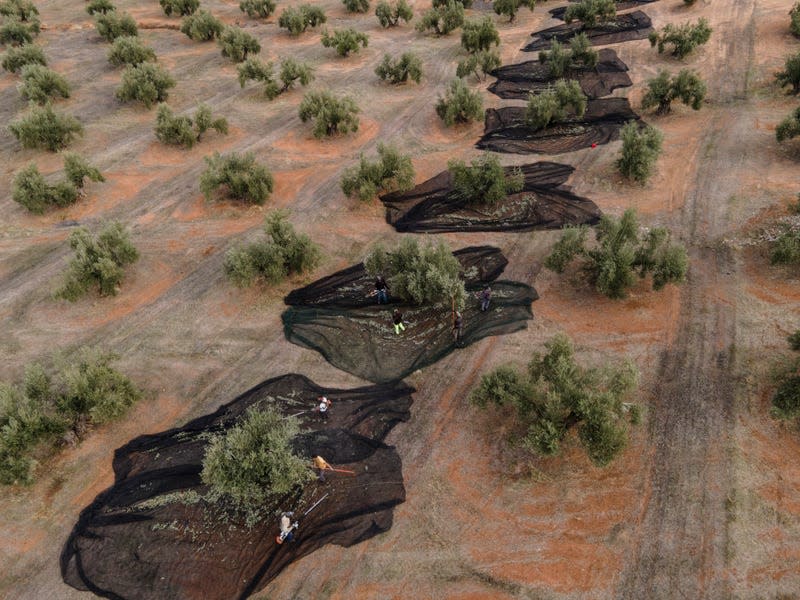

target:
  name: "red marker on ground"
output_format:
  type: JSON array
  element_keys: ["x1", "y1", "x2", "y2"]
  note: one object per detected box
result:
[{"x1": 591, "y1": 143, "x2": 597, "y2": 149}]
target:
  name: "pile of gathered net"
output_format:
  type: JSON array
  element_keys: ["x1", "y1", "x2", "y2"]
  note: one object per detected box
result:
[
  {"x1": 548, "y1": 0, "x2": 659, "y2": 20},
  {"x1": 61, "y1": 374, "x2": 413, "y2": 600},
  {"x1": 282, "y1": 247, "x2": 537, "y2": 383},
  {"x1": 476, "y1": 97, "x2": 643, "y2": 155},
  {"x1": 523, "y1": 11, "x2": 654, "y2": 51},
  {"x1": 379, "y1": 162, "x2": 601, "y2": 233},
  {"x1": 488, "y1": 48, "x2": 632, "y2": 100}
]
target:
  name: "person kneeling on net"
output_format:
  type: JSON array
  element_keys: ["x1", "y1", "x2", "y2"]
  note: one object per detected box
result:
[
  {"x1": 476, "y1": 285, "x2": 491, "y2": 312},
  {"x1": 313, "y1": 455, "x2": 333, "y2": 482},
  {"x1": 392, "y1": 309, "x2": 407, "y2": 334},
  {"x1": 277, "y1": 511, "x2": 298, "y2": 544}
]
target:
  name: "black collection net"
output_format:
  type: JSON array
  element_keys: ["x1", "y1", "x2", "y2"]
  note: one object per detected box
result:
[
  {"x1": 488, "y1": 48, "x2": 632, "y2": 101},
  {"x1": 282, "y1": 247, "x2": 538, "y2": 384},
  {"x1": 379, "y1": 162, "x2": 601, "y2": 233},
  {"x1": 61, "y1": 373, "x2": 414, "y2": 600},
  {"x1": 548, "y1": 0, "x2": 659, "y2": 21},
  {"x1": 476, "y1": 97, "x2": 643, "y2": 155},
  {"x1": 522, "y1": 11, "x2": 654, "y2": 52}
]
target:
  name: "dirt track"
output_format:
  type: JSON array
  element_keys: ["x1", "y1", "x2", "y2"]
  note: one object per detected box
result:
[{"x1": 2, "y1": 0, "x2": 800, "y2": 598}]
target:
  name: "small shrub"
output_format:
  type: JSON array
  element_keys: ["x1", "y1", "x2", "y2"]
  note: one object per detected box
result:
[
  {"x1": 86, "y1": 0, "x2": 115, "y2": 15},
  {"x1": 493, "y1": 0, "x2": 536, "y2": 23},
  {"x1": 298, "y1": 90, "x2": 360, "y2": 138},
  {"x1": 63, "y1": 153, "x2": 104, "y2": 189},
  {"x1": 773, "y1": 375, "x2": 800, "y2": 419},
  {"x1": 155, "y1": 103, "x2": 228, "y2": 148},
  {"x1": 448, "y1": 154, "x2": 523, "y2": 206},
  {"x1": 95, "y1": 11, "x2": 138, "y2": 42},
  {"x1": 544, "y1": 208, "x2": 687, "y2": 298},
  {"x1": 776, "y1": 51, "x2": 800, "y2": 94},
  {"x1": 564, "y1": 0, "x2": 615, "y2": 27},
  {"x1": 340, "y1": 143, "x2": 415, "y2": 201},
  {"x1": 180, "y1": 9, "x2": 223, "y2": 41},
  {"x1": 343, "y1": 0, "x2": 370, "y2": 13},
  {"x1": 0, "y1": 17, "x2": 39, "y2": 45},
  {"x1": 1, "y1": 42, "x2": 45, "y2": 72},
  {"x1": 0, "y1": 0, "x2": 38, "y2": 21},
  {"x1": 617, "y1": 121, "x2": 663, "y2": 184},
  {"x1": 648, "y1": 18, "x2": 712, "y2": 59},
  {"x1": 375, "y1": 0, "x2": 413, "y2": 27},
  {"x1": 461, "y1": 16, "x2": 499, "y2": 54},
  {"x1": 108, "y1": 36, "x2": 156, "y2": 67},
  {"x1": 200, "y1": 151, "x2": 274, "y2": 204},
  {"x1": 238, "y1": 56, "x2": 313, "y2": 98},
  {"x1": 278, "y1": 5, "x2": 326, "y2": 35},
  {"x1": 8, "y1": 104, "x2": 83, "y2": 151},
  {"x1": 57, "y1": 222, "x2": 139, "y2": 301},
  {"x1": 116, "y1": 62, "x2": 176, "y2": 108},
  {"x1": 435, "y1": 78, "x2": 483, "y2": 126},
  {"x1": 18, "y1": 64, "x2": 70, "y2": 104},
  {"x1": 375, "y1": 52, "x2": 422, "y2": 84},
  {"x1": 455, "y1": 49, "x2": 500, "y2": 81},
  {"x1": 792, "y1": 2, "x2": 800, "y2": 37},
  {"x1": 415, "y1": 0, "x2": 464, "y2": 36},
  {"x1": 364, "y1": 237, "x2": 466, "y2": 307},
  {"x1": 160, "y1": 0, "x2": 199, "y2": 16},
  {"x1": 320, "y1": 28, "x2": 368, "y2": 57},
  {"x1": 239, "y1": 0, "x2": 276, "y2": 18},
  {"x1": 525, "y1": 79, "x2": 586, "y2": 129},
  {"x1": 224, "y1": 210, "x2": 321, "y2": 286},
  {"x1": 218, "y1": 26, "x2": 261, "y2": 62},
  {"x1": 641, "y1": 68, "x2": 706, "y2": 115}
]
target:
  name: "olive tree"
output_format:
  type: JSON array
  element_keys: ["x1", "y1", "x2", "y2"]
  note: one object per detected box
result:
[
  {"x1": 460, "y1": 16, "x2": 499, "y2": 54},
  {"x1": 415, "y1": 0, "x2": 464, "y2": 36},
  {"x1": 154, "y1": 103, "x2": 228, "y2": 148},
  {"x1": 564, "y1": 0, "x2": 615, "y2": 27},
  {"x1": 525, "y1": 79, "x2": 586, "y2": 129},
  {"x1": 200, "y1": 151, "x2": 274, "y2": 204},
  {"x1": 9, "y1": 104, "x2": 83, "y2": 151},
  {"x1": 343, "y1": 0, "x2": 370, "y2": 13},
  {"x1": 278, "y1": 5, "x2": 326, "y2": 35},
  {"x1": 0, "y1": 17, "x2": 40, "y2": 45},
  {"x1": 95, "y1": 11, "x2": 137, "y2": 42},
  {"x1": 108, "y1": 36, "x2": 156, "y2": 66},
  {"x1": 13, "y1": 154, "x2": 104, "y2": 214},
  {"x1": 493, "y1": 0, "x2": 536, "y2": 23},
  {"x1": 340, "y1": 143, "x2": 415, "y2": 201},
  {"x1": 470, "y1": 334, "x2": 639, "y2": 466},
  {"x1": 116, "y1": 62, "x2": 175, "y2": 108},
  {"x1": 375, "y1": 52, "x2": 422, "y2": 84},
  {"x1": 298, "y1": 90, "x2": 360, "y2": 138},
  {"x1": 616, "y1": 121, "x2": 663, "y2": 183},
  {"x1": 641, "y1": 69, "x2": 706, "y2": 115},
  {"x1": 448, "y1": 154, "x2": 523, "y2": 205},
  {"x1": 239, "y1": 0, "x2": 276, "y2": 18},
  {"x1": 238, "y1": 56, "x2": 313, "y2": 99},
  {"x1": 777, "y1": 106, "x2": 800, "y2": 145},
  {"x1": 435, "y1": 78, "x2": 483, "y2": 126},
  {"x1": 648, "y1": 18, "x2": 712, "y2": 59},
  {"x1": 545, "y1": 208, "x2": 687, "y2": 298},
  {"x1": 1, "y1": 42, "x2": 45, "y2": 72},
  {"x1": 0, "y1": 0, "x2": 38, "y2": 21},
  {"x1": 776, "y1": 51, "x2": 800, "y2": 94},
  {"x1": 770, "y1": 225, "x2": 800, "y2": 265},
  {"x1": 86, "y1": 0, "x2": 115, "y2": 15},
  {"x1": 180, "y1": 10, "x2": 224, "y2": 41},
  {"x1": 792, "y1": 2, "x2": 800, "y2": 37},
  {"x1": 456, "y1": 49, "x2": 500, "y2": 81},
  {"x1": 19, "y1": 64, "x2": 70, "y2": 104},
  {"x1": 159, "y1": 0, "x2": 199, "y2": 16},
  {"x1": 218, "y1": 26, "x2": 261, "y2": 62},
  {"x1": 538, "y1": 34, "x2": 598, "y2": 77},
  {"x1": 375, "y1": 0, "x2": 412, "y2": 27},
  {"x1": 320, "y1": 28, "x2": 369, "y2": 57}
]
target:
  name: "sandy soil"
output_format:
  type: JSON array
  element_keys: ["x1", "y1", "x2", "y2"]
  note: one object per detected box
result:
[{"x1": 2, "y1": 0, "x2": 800, "y2": 598}]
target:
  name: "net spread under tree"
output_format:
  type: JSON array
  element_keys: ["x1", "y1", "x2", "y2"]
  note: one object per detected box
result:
[
  {"x1": 379, "y1": 161, "x2": 602, "y2": 233},
  {"x1": 282, "y1": 246, "x2": 537, "y2": 383},
  {"x1": 62, "y1": 373, "x2": 413, "y2": 600},
  {"x1": 548, "y1": 0, "x2": 656, "y2": 21},
  {"x1": 522, "y1": 10, "x2": 653, "y2": 52}
]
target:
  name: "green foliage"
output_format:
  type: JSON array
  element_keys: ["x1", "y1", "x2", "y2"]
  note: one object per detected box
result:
[
  {"x1": 320, "y1": 27, "x2": 369, "y2": 57},
  {"x1": 298, "y1": 90, "x2": 360, "y2": 138},
  {"x1": 563, "y1": 0, "x2": 615, "y2": 27},
  {"x1": 238, "y1": 56, "x2": 314, "y2": 98},
  {"x1": 375, "y1": 52, "x2": 422, "y2": 84},
  {"x1": 200, "y1": 151, "x2": 274, "y2": 204},
  {"x1": 545, "y1": 209, "x2": 687, "y2": 298},
  {"x1": 218, "y1": 25, "x2": 261, "y2": 62},
  {"x1": 0, "y1": 0, "x2": 38, "y2": 21},
  {"x1": 789, "y1": 330, "x2": 800, "y2": 351},
  {"x1": 461, "y1": 16, "x2": 499, "y2": 54},
  {"x1": 18, "y1": 64, "x2": 70, "y2": 104},
  {"x1": 448, "y1": 154, "x2": 523, "y2": 206},
  {"x1": 202, "y1": 406, "x2": 313, "y2": 509},
  {"x1": 770, "y1": 227, "x2": 800, "y2": 265},
  {"x1": 239, "y1": 0, "x2": 276, "y2": 18},
  {"x1": 365, "y1": 237, "x2": 466, "y2": 307},
  {"x1": 415, "y1": 0, "x2": 464, "y2": 36},
  {"x1": 617, "y1": 121, "x2": 663, "y2": 184},
  {"x1": 12, "y1": 164, "x2": 77, "y2": 213},
  {"x1": 471, "y1": 334, "x2": 639, "y2": 466},
  {"x1": 525, "y1": 79, "x2": 586, "y2": 130},
  {"x1": 95, "y1": 11, "x2": 138, "y2": 42},
  {"x1": 340, "y1": 143, "x2": 415, "y2": 201},
  {"x1": 641, "y1": 68, "x2": 706, "y2": 115},
  {"x1": 792, "y1": 3, "x2": 800, "y2": 37},
  {"x1": 375, "y1": 0, "x2": 413, "y2": 27},
  {"x1": 777, "y1": 106, "x2": 800, "y2": 144},
  {"x1": 648, "y1": 18, "x2": 712, "y2": 59},
  {"x1": 776, "y1": 52, "x2": 800, "y2": 94},
  {"x1": 0, "y1": 349, "x2": 141, "y2": 485},
  {"x1": 63, "y1": 153, "x2": 105, "y2": 189},
  {"x1": 493, "y1": 0, "x2": 536, "y2": 23},
  {"x1": 773, "y1": 375, "x2": 800, "y2": 419},
  {"x1": 86, "y1": 0, "x2": 115, "y2": 15},
  {"x1": 455, "y1": 49, "x2": 500, "y2": 81},
  {"x1": 432, "y1": 0, "x2": 472, "y2": 7},
  {"x1": 180, "y1": 9, "x2": 223, "y2": 41},
  {"x1": 539, "y1": 34, "x2": 598, "y2": 77},
  {"x1": 224, "y1": 210, "x2": 321, "y2": 286},
  {"x1": 435, "y1": 78, "x2": 483, "y2": 126},
  {"x1": 160, "y1": 0, "x2": 199, "y2": 16},
  {"x1": 57, "y1": 222, "x2": 139, "y2": 301},
  {"x1": 1, "y1": 42, "x2": 45, "y2": 72},
  {"x1": 343, "y1": 0, "x2": 370, "y2": 13},
  {"x1": 154, "y1": 103, "x2": 228, "y2": 148},
  {"x1": 278, "y1": 5, "x2": 326, "y2": 35},
  {"x1": 0, "y1": 17, "x2": 39, "y2": 45},
  {"x1": 8, "y1": 103, "x2": 83, "y2": 151},
  {"x1": 108, "y1": 35, "x2": 157, "y2": 67},
  {"x1": 116, "y1": 62, "x2": 176, "y2": 108}
]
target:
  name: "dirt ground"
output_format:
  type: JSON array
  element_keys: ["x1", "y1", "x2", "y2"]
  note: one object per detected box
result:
[{"x1": 1, "y1": 0, "x2": 800, "y2": 598}]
